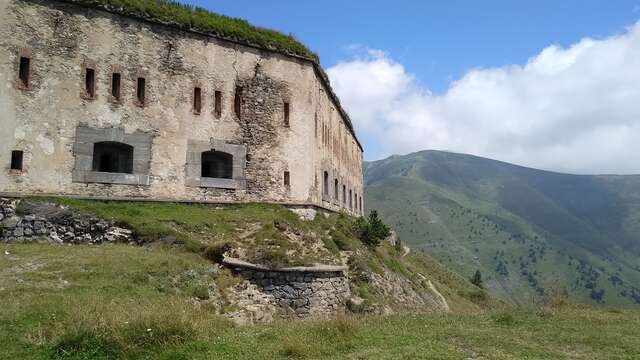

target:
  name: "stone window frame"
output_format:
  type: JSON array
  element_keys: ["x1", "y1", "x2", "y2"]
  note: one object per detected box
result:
[
  {"x1": 133, "y1": 70, "x2": 149, "y2": 108},
  {"x1": 109, "y1": 65, "x2": 124, "y2": 104},
  {"x1": 80, "y1": 59, "x2": 98, "y2": 100},
  {"x1": 72, "y1": 126, "x2": 152, "y2": 186},
  {"x1": 185, "y1": 139, "x2": 247, "y2": 190},
  {"x1": 15, "y1": 48, "x2": 33, "y2": 91}
]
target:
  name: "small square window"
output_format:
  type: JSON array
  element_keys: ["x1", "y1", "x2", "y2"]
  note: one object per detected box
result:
[
  {"x1": 214, "y1": 91, "x2": 222, "y2": 118},
  {"x1": 284, "y1": 171, "x2": 290, "y2": 187},
  {"x1": 10, "y1": 150, "x2": 23, "y2": 171},
  {"x1": 111, "y1": 73, "x2": 121, "y2": 101}
]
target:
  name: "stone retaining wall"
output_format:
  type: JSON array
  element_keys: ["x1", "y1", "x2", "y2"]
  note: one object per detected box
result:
[
  {"x1": 0, "y1": 198, "x2": 134, "y2": 244},
  {"x1": 224, "y1": 258, "x2": 350, "y2": 323}
]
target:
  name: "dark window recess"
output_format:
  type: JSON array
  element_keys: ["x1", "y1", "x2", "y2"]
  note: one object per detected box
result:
[
  {"x1": 334, "y1": 179, "x2": 339, "y2": 199},
  {"x1": 137, "y1": 77, "x2": 146, "y2": 105},
  {"x1": 234, "y1": 86, "x2": 242, "y2": 118},
  {"x1": 201, "y1": 151, "x2": 233, "y2": 179},
  {"x1": 193, "y1": 87, "x2": 202, "y2": 114},
  {"x1": 92, "y1": 141, "x2": 134, "y2": 174},
  {"x1": 111, "y1": 73, "x2": 121, "y2": 101},
  {"x1": 19, "y1": 57, "x2": 30, "y2": 88},
  {"x1": 214, "y1": 91, "x2": 222, "y2": 118},
  {"x1": 284, "y1": 171, "x2": 290, "y2": 187},
  {"x1": 343, "y1": 185, "x2": 346, "y2": 204},
  {"x1": 323, "y1": 171, "x2": 329, "y2": 195},
  {"x1": 284, "y1": 102, "x2": 290, "y2": 127},
  {"x1": 10, "y1": 150, "x2": 23, "y2": 170},
  {"x1": 85, "y1": 68, "x2": 96, "y2": 98}
]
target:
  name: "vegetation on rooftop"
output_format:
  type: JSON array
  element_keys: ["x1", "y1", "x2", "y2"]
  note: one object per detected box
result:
[{"x1": 80, "y1": 0, "x2": 316, "y2": 60}]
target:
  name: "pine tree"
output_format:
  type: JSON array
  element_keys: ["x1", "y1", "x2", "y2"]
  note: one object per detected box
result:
[{"x1": 470, "y1": 270, "x2": 483, "y2": 288}]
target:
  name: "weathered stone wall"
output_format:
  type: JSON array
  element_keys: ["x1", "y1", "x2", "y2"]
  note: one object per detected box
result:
[
  {"x1": 0, "y1": 198, "x2": 134, "y2": 244},
  {"x1": 226, "y1": 264, "x2": 351, "y2": 323},
  {"x1": 0, "y1": 0, "x2": 363, "y2": 216}
]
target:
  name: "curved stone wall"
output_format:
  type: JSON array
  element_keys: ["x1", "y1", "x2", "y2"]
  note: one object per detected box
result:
[{"x1": 223, "y1": 257, "x2": 351, "y2": 322}]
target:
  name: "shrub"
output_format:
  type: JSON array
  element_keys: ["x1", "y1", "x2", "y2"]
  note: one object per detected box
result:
[
  {"x1": 470, "y1": 270, "x2": 483, "y2": 289},
  {"x1": 203, "y1": 242, "x2": 232, "y2": 263},
  {"x1": 355, "y1": 210, "x2": 390, "y2": 247}
]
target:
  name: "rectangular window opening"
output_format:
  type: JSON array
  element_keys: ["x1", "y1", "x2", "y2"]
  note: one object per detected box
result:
[
  {"x1": 137, "y1": 77, "x2": 146, "y2": 105},
  {"x1": 10, "y1": 150, "x2": 23, "y2": 171},
  {"x1": 214, "y1": 90, "x2": 222, "y2": 118},
  {"x1": 234, "y1": 86, "x2": 242, "y2": 118},
  {"x1": 111, "y1": 73, "x2": 121, "y2": 101},
  {"x1": 193, "y1": 87, "x2": 202, "y2": 114},
  {"x1": 85, "y1": 68, "x2": 96, "y2": 98},
  {"x1": 284, "y1": 171, "x2": 290, "y2": 187},
  {"x1": 19, "y1": 57, "x2": 30, "y2": 88},
  {"x1": 284, "y1": 102, "x2": 290, "y2": 127}
]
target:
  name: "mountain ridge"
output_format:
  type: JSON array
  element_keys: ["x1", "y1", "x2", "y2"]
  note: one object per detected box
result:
[{"x1": 364, "y1": 149, "x2": 640, "y2": 305}]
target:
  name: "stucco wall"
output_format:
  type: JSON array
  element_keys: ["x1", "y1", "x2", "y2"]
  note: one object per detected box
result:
[{"x1": 0, "y1": 0, "x2": 363, "y2": 215}]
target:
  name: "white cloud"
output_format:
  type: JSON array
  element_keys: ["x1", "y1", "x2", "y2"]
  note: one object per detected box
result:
[{"x1": 327, "y1": 23, "x2": 640, "y2": 174}]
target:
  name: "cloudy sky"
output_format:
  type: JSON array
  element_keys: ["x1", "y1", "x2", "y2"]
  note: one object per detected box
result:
[
  {"x1": 193, "y1": 0, "x2": 640, "y2": 174},
  {"x1": 327, "y1": 26, "x2": 640, "y2": 174}
]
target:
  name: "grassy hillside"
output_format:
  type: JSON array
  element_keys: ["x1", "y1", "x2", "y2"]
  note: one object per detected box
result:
[
  {"x1": 365, "y1": 150, "x2": 640, "y2": 305},
  {"x1": 0, "y1": 198, "x2": 497, "y2": 358}
]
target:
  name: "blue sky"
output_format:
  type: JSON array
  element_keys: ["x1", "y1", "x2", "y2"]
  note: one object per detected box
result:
[{"x1": 184, "y1": 1, "x2": 640, "y2": 173}]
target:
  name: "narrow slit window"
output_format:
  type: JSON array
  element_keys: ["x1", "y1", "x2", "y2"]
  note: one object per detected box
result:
[
  {"x1": 283, "y1": 102, "x2": 290, "y2": 127},
  {"x1": 85, "y1": 68, "x2": 96, "y2": 98},
  {"x1": 334, "y1": 179, "x2": 339, "y2": 199},
  {"x1": 323, "y1": 171, "x2": 329, "y2": 195},
  {"x1": 284, "y1": 171, "x2": 290, "y2": 187},
  {"x1": 111, "y1": 73, "x2": 121, "y2": 101},
  {"x1": 234, "y1": 86, "x2": 242, "y2": 118},
  {"x1": 10, "y1": 150, "x2": 23, "y2": 171},
  {"x1": 193, "y1": 87, "x2": 202, "y2": 114},
  {"x1": 19, "y1": 57, "x2": 30, "y2": 88},
  {"x1": 137, "y1": 77, "x2": 146, "y2": 105},
  {"x1": 214, "y1": 90, "x2": 222, "y2": 118}
]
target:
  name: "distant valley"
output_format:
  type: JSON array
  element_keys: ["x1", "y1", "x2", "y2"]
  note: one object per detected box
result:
[{"x1": 365, "y1": 150, "x2": 640, "y2": 305}]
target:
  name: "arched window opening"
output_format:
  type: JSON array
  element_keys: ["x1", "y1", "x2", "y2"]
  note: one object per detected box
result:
[
  {"x1": 202, "y1": 151, "x2": 233, "y2": 179},
  {"x1": 334, "y1": 179, "x2": 339, "y2": 199},
  {"x1": 92, "y1": 141, "x2": 134, "y2": 174},
  {"x1": 323, "y1": 171, "x2": 329, "y2": 195},
  {"x1": 342, "y1": 185, "x2": 346, "y2": 204}
]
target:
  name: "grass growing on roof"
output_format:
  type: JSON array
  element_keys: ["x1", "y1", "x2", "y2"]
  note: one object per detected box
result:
[{"x1": 76, "y1": 0, "x2": 316, "y2": 59}]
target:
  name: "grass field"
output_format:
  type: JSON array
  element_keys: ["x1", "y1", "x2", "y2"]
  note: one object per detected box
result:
[{"x1": 2, "y1": 243, "x2": 639, "y2": 359}]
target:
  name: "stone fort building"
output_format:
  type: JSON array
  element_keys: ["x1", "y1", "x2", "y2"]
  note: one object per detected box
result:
[{"x1": 0, "y1": 0, "x2": 364, "y2": 215}]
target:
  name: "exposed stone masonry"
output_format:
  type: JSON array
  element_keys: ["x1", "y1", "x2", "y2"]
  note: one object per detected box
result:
[
  {"x1": 0, "y1": 198, "x2": 134, "y2": 244},
  {"x1": 224, "y1": 258, "x2": 350, "y2": 323}
]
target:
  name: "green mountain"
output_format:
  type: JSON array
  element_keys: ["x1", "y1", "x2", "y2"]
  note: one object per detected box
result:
[{"x1": 364, "y1": 150, "x2": 640, "y2": 305}]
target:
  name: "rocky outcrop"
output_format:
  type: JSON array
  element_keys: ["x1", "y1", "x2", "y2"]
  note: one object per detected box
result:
[{"x1": 0, "y1": 198, "x2": 134, "y2": 244}]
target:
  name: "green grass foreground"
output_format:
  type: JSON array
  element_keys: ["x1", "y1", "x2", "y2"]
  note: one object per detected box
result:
[{"x1": 1, "y1": 244, "x2": 639, "y2": 359}]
